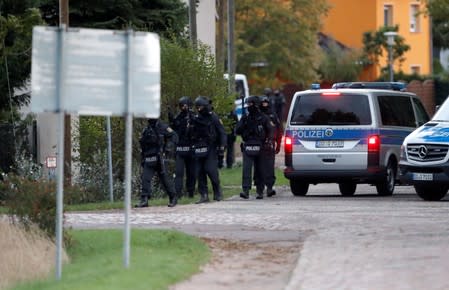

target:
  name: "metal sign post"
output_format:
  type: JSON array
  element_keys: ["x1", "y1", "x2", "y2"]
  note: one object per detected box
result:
[{"x1": 31, "y1": 26, "x2": 161, "y2": 279}]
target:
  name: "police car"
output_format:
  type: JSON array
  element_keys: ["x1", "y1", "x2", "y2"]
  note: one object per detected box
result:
[
  {"x1": 399, "y1": 95, "x2": 449, "y2": 201},
  {"x1": 284, "y1": 82, "x2": 430, "y2": 196},
  {"x1": 224, "y1": 73, "x2": 250, "y2": 120}
]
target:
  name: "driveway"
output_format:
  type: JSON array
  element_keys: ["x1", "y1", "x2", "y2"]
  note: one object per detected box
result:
[{"x1": 66, "y1": 182, "x2": 449, "y2": 290}]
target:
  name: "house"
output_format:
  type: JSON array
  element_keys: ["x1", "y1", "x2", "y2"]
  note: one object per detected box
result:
[{"x1": 321, "y1": 0, "x2": 431, "y2": 80}]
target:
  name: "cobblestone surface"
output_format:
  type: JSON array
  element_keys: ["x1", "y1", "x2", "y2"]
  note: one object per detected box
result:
[{"x1": 67, "y1": 183, "x2": 449, "y2": 290}]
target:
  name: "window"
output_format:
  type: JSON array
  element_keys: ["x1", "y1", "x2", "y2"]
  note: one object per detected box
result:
[
  {"x1": 290, "y1": 93, "x2": 372, "y2": 125},
  {"x1": 412, "y1": 98, "x2": 430, "y2": 126},
  {"x1": 378, "y1": 95, "x2": 415, "y2": 127},
  {"x1": 410, "y1": 4, "x2": 420, "y2": 32},
  {"x1": 384, "y1": 5, "x2": 393, "y2": 26},
  {"x1": 410, "y1": 65, "x2": 421, "y2": 75}
]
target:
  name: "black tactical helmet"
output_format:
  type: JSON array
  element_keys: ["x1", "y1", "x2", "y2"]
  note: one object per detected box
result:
[
  {"x1": 263, "y1": 87, "x2": 273, "y2": 95},
  {"x1": 245, "y1": 95, "x2": 260, "y2": 106},
  {"x1": 259, "y1": 95, "x2": 269, "y2": 103},
  {"x1": 194, "y1": 96, "x2": 209, "y2": 107},
  {"x1": 178, "y1": 96, "x2": 191, "y2": 106}
]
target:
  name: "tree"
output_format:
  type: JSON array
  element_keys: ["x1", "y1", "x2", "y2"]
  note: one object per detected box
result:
[
  {"x1": 0, "y1": 7, "x2": 43, "y2": 111},
  {"x1": 423, "y1": 0, "x2": 449, "y2": 49},
  {"x1": 361, "y1": 25, "x2": 410, "y2": 78},
  {"x1": 318, "y1": 38, "x2": 363, "y2": 84},
  {"x1": 0, "y1": 4, "x2": 44, "y2": 173},
  {"x1": 38, "y1": 0, "x2": 188, "y2": 38},
  {"x1": 235, "y1": 0, "x2": 329, "y2": 91}
]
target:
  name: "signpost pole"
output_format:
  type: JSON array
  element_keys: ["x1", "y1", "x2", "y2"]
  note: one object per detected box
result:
[
  {"x1": 123, "y1": 29, "x2": 133, "y2": 268},
  {"x1": 106, "y1": 116, "x2": 114, "y2": 202},
  {"x1": 55, "y1": 24, "x2": 66, "y2": 281}
]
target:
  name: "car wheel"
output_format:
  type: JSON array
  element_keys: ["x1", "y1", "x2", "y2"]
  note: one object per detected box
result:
[
  {"x1": 376, "y1": 159, "x2": 396, "y2": 196},
  {"x1": 290, "y1": 180, "x2": 309, "y2": 196},
  {"x1": 414, "y1": 184, "x2": 448, "y2": 201},
  {"x1": 338, "y1": 182, "x2": 357, "y2": 196}
]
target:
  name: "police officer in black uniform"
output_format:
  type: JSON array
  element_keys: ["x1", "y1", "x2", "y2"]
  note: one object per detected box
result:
[
  {"x1": 190, "y1": 96, "x2": 227, "y2": 203},
  {"x1": 136, "y1": 118, "x2": 178, "y2": 208},
  {"x1": 218, "y1": 108, "x2": 238, "y2": 169},
  {"x1": 171, "y1": 96, "x2": 197, "y2": 198},
  {"x1": 273, "y1": 89, "x2": 286, "y2": 122},
  {"x1": 236, "y1": 96, "x2": 274, "y2": 199},
  {"x1": 256, "y1": 95, "x2": 284, "y2": 197}
]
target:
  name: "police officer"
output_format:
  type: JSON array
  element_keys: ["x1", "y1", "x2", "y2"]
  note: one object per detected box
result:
[
  {"x1": 273, "y1": 89, "x2": 286, "y2": 122},
  {"x1": 136, "y1": 118, "x2": 178, "y2": 208},
  {"x1": 190, "y1": 96, "x2": 227, "y2": 203},
  {"x1": 236, "y1": 96, "x2": 274, "y2": 199},
  {"x1": 218, "y1": 108, "x2": 238, "y2": 169},
  {"x1": 256, "y1": 95, "x2": 284, "y2": 197},
  {"x1": 171, "y1": 96, "x2": 197, "y2": 198}
]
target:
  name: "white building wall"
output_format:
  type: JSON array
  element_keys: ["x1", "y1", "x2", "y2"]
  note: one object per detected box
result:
[{"x1": 196, "y1": 0, "x2": 216, "y2": 54}]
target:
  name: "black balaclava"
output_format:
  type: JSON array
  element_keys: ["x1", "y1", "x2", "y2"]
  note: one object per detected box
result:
[
  {"x1": 260, "y1": 102, "x2": 269, "y2": 113},
  {"x1": 247, "y1": 103, "x2": 258, "y2": 114},
  {"x1": 148, "y1": 118, "x2": 157, "y2": 126}
]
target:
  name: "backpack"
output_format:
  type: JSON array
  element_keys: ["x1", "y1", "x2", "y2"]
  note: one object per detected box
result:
[{"x1": 141, "y1": 126, "x2": 160, "y2": 155}]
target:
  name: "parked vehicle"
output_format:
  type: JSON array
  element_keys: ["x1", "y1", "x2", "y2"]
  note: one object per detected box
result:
[
  {"x1": 399, "y1": 96, "x2": 449, "y2": 201},
  {"x1": 224, "y1": 73, "x2": 249, "y2": 120},
  {"x1": 284, "y1": 82, "x2": 429, "y2": 196}
]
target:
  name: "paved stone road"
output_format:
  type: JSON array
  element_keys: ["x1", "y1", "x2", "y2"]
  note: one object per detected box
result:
[{"x1": 67, "y1": 183, "x2": 449, "y2": 290}]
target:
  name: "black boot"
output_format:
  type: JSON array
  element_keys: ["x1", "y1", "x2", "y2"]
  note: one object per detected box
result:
[
  {"x1": 135, "y1": 196, "x2": 149, "y2": 208},
  {"x1": 256, "y1": 191, "x2": 263, "y2": 199},
  {"x1": 267, "y1": 187, "x2": 276, "y2": 197},
  {"x1": 168, "y1": 194, "x2": 177, "y2": 207},
  {"x1": 213, "y1": 192, "x2": 223, "y2": 201},
  {"x1": 240, "y1": 190, "x2": 249, "y2": 199},
  {"x1": 195, "y1": 194, "x2": 209, "y2": 204}
]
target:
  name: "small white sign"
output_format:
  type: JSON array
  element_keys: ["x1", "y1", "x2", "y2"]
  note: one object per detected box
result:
[{"x1": 46, "y1": 156, "x2": 57, "y2": 168}]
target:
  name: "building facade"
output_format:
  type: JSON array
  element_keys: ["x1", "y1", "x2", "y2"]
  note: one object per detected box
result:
[{"x1": 321, "y1": 0, "x2": 431, "y2": 80}]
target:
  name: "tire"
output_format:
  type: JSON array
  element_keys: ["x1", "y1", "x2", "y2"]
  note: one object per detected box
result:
[
  {"x1": 414, "y1": 184, "x2": 448, "y2": 201},
  {"x1": 376, "y1": 159, "x2": 396, "y2": 196},
  {"x1": 338, "y1": 182, "x2": 357, "y2": 196},
  {"x1": 290, "y1": 180, "x2": 309, "y2": 196}
]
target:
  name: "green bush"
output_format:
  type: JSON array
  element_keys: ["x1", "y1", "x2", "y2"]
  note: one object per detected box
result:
[{"x1": 1, "y1": 175, "x2": 56, "y2": 236}]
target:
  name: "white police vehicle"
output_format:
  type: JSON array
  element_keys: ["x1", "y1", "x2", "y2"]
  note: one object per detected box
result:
[
  {"x1": 399, "y1": 96, "x2": 449, "y2": 201},
  {"x1": 284, "y1": 82, "x2": 429, "y2": 196},
  {"x1": 224, "y1": 73, "x2": 250, "y2": 120}
]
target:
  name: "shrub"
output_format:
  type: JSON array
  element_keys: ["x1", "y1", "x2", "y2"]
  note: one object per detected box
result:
[{"x1": 1, "y1": 174, "x2": 56, "y2": 237}]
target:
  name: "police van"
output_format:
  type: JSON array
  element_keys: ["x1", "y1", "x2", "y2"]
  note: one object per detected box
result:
[
  {"x1": 284, "y1": 82, "x2": 429, "y2": 196},
  {"x1": 399, "y1": 95, "x2": 449, "y2": 201}
]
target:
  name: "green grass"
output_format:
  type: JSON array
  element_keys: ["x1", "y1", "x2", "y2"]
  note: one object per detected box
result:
[{"x1": 11, "y1": 229, "x2": 210, "y2": 290}]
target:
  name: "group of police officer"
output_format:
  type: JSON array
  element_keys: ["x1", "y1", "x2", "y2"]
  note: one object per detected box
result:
[{"x1": 135, "y1": 92, "x2": 283, "y2": 208}]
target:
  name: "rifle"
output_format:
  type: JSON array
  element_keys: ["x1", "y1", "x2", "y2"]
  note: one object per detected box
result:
[{"x1": 158, "y1": 133, "x2": 166, "y2": 173}]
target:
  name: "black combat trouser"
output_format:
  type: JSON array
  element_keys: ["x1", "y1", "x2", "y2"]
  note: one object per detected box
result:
[
  {"x1": 254, "y1": 145, "x2": 276, "y2": 192},
  {"x1": 196, "y1": 146, "x2": 222, "y2": 199},
  {"x1": 226, "y1": 133, "x2": 236, "y2": 168},
  {"x1": 218, "y1": 133, "x2": 236, "y2": 169},
  {"x1": 141, "y1": 158, "x2": 176, "y2": 200},
  {"x1": 242, "y1": 148, "x2": 265, "y2": 194},
  {"x1": 174, "y1": 153, "x2": 196, "y2": 197}
]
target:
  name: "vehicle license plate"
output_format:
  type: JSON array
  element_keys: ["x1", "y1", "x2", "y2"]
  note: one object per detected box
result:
[
  {"x1": 413, "y1": 173, "x2": 433, "y2": 181},
  {"x1": 316, "y1": 140, "x2": 344, "y2": 148}
]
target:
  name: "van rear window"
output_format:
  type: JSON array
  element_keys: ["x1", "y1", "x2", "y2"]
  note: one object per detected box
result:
[{"x1": 290, "y1": 93, "x2": 371, "y2": 125}]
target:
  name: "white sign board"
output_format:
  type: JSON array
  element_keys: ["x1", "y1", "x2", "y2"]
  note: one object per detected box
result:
[{"x1": 31, "y1": 26, "x2": 160, "y2": 117}]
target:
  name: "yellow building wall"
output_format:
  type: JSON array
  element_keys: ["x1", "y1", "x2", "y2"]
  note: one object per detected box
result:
[
  {"x1": 322, "y1": 0, "x2": 431, "y2": 80},
  {"x1": 322, "y1": 0, "x2": 377, "y2": 48}
]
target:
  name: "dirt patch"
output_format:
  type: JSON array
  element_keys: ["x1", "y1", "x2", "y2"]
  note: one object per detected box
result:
[{"x1": 171, "y1": 238, "x2": 302, "y2": 290}]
